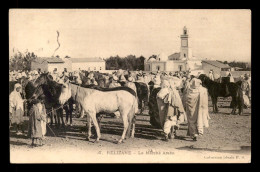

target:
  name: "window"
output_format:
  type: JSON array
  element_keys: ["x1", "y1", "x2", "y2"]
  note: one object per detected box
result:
[
  {"x1": 94, "y1": 67, "x2": 96, "y2": 70},
  {"x1": 157, "y1": 66, "x2": 160, "y2": 71},
  {"x1": 100, "y1": 67, "x2": 102, "y2": 70},
  {"x1": 184, "y1": 54, "x2": 186, "y2": 57},
  {"x1": 178, "y1": 65, "x2": 183, "y2": 71}
]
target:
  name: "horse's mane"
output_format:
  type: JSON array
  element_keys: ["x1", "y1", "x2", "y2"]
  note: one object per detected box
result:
[
  {"x1": 199, "y1": 74, "x2": 216, "y2": 86},
  {"x1": 71, "y1": 83, "x2": 136, "y2": 97}
]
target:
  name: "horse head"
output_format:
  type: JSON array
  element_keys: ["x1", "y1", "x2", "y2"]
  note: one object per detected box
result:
[
  {"x1": 59, "y1": 81, "x2": 72, "y2": 105},
  {"x1": 34, "y1": 73, "x2": 50, "y2": 87},
  {"x1": 198, "y1": 74, "x2": 208, "y2": 87}
]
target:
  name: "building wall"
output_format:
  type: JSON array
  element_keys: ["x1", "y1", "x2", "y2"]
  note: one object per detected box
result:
[
  {"x1": 220, "y1": 71, "x2": 251, "y2": 78},
  {"x1": 150, "y1": 62, "x2": 166, "y2": 71},
  {"x1": 144, "y1": 63, "x2": 151, "y2": 71},
  {"x1": 63, "y1": 58, "x2": 72, "y2": 72},
  {"x1": 187, "y1": 60, "x2": 202, "y2": 71},
  {"x1": 47, "y1": 63, "x2": 66, "y2": 73},
  {"x1": 166, "y1": 61, "x2": 186, "y2": 72},
  {"x1": 202, "y1": 62, "x2": 221, "y2": 75},
  {"x1": 71, "y1": 62, "x2": 106, "y2": 71},
  {"x1": 31, "y1": 61, "x2": 48, "y2": 72}
]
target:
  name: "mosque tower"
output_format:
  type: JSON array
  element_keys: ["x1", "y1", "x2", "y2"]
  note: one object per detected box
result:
[{"x1": 180, "y1": 26, "x2": 192, "y2": 59}]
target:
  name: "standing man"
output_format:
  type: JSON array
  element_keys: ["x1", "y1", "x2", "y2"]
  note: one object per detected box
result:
[
  {"x1": 9, "y1": 83, "x2": 25, "y2": 134},
  {"x1": 183, "y1": 78, "x2": 210, "y2": 141},
  {"x1": 208, "y1": 70, "x2": 214, "y2": 81}
]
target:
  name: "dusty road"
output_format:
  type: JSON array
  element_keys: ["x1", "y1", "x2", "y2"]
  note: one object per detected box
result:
[{"x1": 10, "y1": 104, "x2": 251, "y2": 163}]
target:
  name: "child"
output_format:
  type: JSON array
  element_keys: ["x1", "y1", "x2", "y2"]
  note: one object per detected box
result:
[{"x1": 27, "y1": 99, "x2": 46, "y2": 147}]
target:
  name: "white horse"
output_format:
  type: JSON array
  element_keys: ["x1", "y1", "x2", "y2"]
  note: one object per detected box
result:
[{"x1": 59, "y1": 82, "x2": 138, "y2": 144}]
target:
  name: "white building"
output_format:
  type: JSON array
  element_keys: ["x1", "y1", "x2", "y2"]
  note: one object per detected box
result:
[
  {"x1": 31, "y1": 57, "x2": 66, "y2": 73},
  {"x1": 31, "y1": 57, "x2": 106, "y2": 73},
  {"x1": 144, "y1": 26, "x2": 202, "y2": 73},
  {"x1": 70, "y1": 58, "x2": 106, "y2": 71},
  {"x1": 201, "y1": 60, "x2": 231, "y2": 76}
]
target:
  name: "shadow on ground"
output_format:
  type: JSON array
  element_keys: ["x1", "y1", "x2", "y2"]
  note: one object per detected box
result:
[{"x1": 176, "y1": 145, "x2": 251, "y2": 154}]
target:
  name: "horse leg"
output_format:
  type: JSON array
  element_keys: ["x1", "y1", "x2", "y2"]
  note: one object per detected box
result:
[
  {"x1": 59, "y1": 108, "x2": 65, "y2": 127},
  {"x1": 52, "y1": 109, "x2": 58, "y2": 126},
  {"x1": 88, "y1": 112, "x2": 101, "y2": 143},
  {"x1": 126, "y1": 114, "x2": 135, "y2": 138},
  {"x1": 64, "y1": 106, "x2": 69, "y2": 125},
  {"x1": 86, "y1": 115, "x2": 92, "y2": 141},
  {"x1": 211, "y1": 96, "x2": 216, "y2": 113},
  {"x1": 214, "y1": 97, "x2": 219, "y2": 113},
  {"x1": 56, "y1": 109, "x2": 61, "y2": 127},
  {"x1": 118, "y1": 112, "x2": 129, "y2": 144},
  {"x1": 97, "y1": 113, "x2": 102, "y2": 130},
  {"x1": 239, "y1": 102, "x2": 243, "y2": 115},
  {"x1": 79, "y1": 104, "x2": 85, "y2": 118},
  {"x1": 131, "y1": 115, "x2": 136, "y2": 138},
  {"x1": 138, "y1": 98, "x2": 142, "y2": 115},
  {"x1": 232, "y1": 104, "x2": 237, "y2": 115},
  {"x1": 69, "y1": 104, "x2": 73, "y2": 125}
]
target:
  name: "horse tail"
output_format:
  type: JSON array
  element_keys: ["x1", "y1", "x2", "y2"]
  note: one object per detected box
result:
[
  {"x1": 128, "y1": 95, "x2": 137, "y2": 122},
  {"x1": 127, "y1": 94, "x2": 138, "y2": 137}
]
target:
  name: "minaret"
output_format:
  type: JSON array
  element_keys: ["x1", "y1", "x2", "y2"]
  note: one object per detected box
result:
[{"x1": 180, "y1": 26, "x2": 192, "y2": 59}]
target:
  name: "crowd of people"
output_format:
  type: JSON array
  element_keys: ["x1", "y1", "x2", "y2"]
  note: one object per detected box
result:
[{"x1": 9, "y1": 68, "x2": 251, "y2": 146}]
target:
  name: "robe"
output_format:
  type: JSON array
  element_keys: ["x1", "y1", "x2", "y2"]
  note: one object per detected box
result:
[
  {"x1": 27, "y1": 104, "x2": 46, "y2": 139},
  {"x1": 156, "y1": 87, "x2": 185, "y2": 134},
  {"x1": 184, "y1": 86, "x2": 210, "y2": 137},
  {"x1": 9, "y1": 89, "x2": 24, "y2": 124}
]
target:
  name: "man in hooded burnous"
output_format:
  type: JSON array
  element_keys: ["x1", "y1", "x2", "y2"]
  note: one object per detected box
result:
[
  {"x1": 208, "y1": 70, "x2": 214, "y2": 81},
  {"x1": 156, "y1": 79, "x2": 185, "y2": 141},
  {"x1": 183, "y1": 78, "x2": 210, "y2": 141},
  {"x1": 9, "y1": 83, "x2": 26, "y2": 134}
]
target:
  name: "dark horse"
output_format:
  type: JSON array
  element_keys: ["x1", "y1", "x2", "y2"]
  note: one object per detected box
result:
[
  {"x1": 32, "y1": 73, "x2": 73, "y2": 127},
  {"x1": 198, "y1": 74, "x2": 244, "y2": 115},
  {"x1": 134, "y1": 82, "x2": 149, "y2": 114}
]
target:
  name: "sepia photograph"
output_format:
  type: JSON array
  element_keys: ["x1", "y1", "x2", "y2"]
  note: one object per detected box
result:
[{"x1": 9, "y1": 9, "x2": 251, "y2": 163}]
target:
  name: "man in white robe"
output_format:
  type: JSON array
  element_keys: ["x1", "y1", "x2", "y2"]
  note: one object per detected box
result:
[
  {"x1": 184, "y1": 78, "x2": 210, "y2": 141},
  {"x1": 9, "y1": 83, "x2": 25, "y2": 134},
  {"x1": 208, "y1": 70, "x2": 214, "y2": 81}
]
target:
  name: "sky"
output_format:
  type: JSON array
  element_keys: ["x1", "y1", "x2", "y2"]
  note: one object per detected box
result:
[{"x1": 9, "y1": 9, "x2": 251, "y2": 62}]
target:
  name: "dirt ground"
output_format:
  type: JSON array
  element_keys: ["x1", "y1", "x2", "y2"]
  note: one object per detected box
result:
[{"x1": 10, "y1": 99, "x2": 251, "y2": 163}]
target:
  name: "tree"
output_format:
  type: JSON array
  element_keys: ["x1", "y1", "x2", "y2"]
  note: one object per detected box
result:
[
  {"x1": 105, "y1": 55, "x2": 146, "y2": 70},
  {"x1": 9, "y1": 51, "x2": 37, "y2": 71}
]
